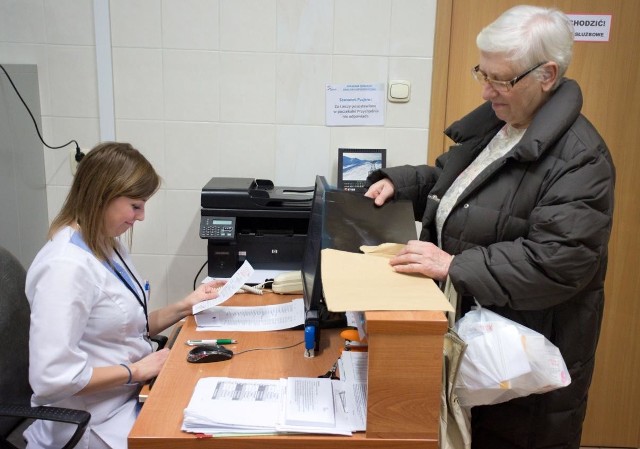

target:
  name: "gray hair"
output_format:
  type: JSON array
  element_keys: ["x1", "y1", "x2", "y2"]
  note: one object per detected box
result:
[{"x1": 477, "y1": 5, "x2": 574, "y2": 87}]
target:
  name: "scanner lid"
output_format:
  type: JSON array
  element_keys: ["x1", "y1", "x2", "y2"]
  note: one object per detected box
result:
[{"x1": 201, "y1": 177, "x2": 313, "y2": 211}]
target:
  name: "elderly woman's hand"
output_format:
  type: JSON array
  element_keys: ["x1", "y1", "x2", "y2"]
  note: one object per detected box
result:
[
  {"x1": 389, "y1": 240, "x2": 454, "y2": 281},
  {"x1": 364, "y1": 178, "x2": 395, "y2": 206}
]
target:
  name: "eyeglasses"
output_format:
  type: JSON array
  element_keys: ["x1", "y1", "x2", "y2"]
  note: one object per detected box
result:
[{"x1": 471, "y1": 61, "x2": 547, "y2": 93}]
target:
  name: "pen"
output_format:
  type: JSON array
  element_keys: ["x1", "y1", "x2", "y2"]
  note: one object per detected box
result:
[
  {"x1": 186, "y1": 339, "x2": 237, "y2": 346},
  {"x1": 144, "y1": 281, "x2": 150, "y2": 301}
]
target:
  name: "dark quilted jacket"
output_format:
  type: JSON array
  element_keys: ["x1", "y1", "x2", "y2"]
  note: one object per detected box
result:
[{"x1": 369, "y1": 78, "x2": 615, "y2": 449}]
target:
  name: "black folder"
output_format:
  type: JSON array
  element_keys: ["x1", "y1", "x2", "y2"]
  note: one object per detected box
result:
[{"x1": 323, "y1": 190, "x2": 417, "y2": 253}]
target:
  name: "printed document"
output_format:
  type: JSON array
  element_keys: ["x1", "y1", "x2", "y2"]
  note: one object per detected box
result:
[
  {"x1": 282, "y1": 377, "x2": 335, "y2": 427},
  {"x1": 338, "y1": 351, "x2": 368, "y2": 431},
  {"x1": 182, "y1": 377, "x2": 282, "y2": 434},
  {"x1": 183, "y1": 376, "x2": 354, "y2": 436},
  {"x1": 192, "y1": 261, "x2": 254, "y2": 314},
  {"x1": 194, "y1": 298, "x2": 305, "y2": 331}
]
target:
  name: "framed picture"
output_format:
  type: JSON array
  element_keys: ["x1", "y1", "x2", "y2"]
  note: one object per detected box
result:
[{"x1": 337, "y1": 148, "x2": 386, "y2": 192}]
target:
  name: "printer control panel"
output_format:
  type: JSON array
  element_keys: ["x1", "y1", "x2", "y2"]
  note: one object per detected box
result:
[{"x1": 199, "y1": 216, "x2": 236, "y2": 240}]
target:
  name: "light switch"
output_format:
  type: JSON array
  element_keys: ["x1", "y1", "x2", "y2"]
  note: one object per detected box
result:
[{"x1": 388, "y1": 80, "x2": 410, "y2": 103}]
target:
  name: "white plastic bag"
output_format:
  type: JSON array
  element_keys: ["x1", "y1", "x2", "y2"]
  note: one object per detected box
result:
[{"x1": 453, "y1": 303, "x2": 571, "y2": 408}]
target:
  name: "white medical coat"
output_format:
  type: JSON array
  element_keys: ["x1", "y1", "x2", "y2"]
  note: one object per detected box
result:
[{"x1": 24, "y1": 227, "x2": 152, "y2": 449}]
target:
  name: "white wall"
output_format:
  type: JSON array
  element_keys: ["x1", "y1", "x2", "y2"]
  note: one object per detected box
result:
[
  {"x1": 0, "y1": 65, "x2": 49, "y2": 267},
  {"x1": 0, "y1": 0, "x2": 437, "y2": 314}
]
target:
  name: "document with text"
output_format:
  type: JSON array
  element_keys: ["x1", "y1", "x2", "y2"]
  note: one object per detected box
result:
[
  {"x1": 194, "y1": 298, "x2": 305, "y2": 331},
  {"x1": 182, "y1": 377, "x2": 282, "y2": 434},
  {"x1": 192, "y1": 260, "x2": 254, "y2": 315},
  {"x1": 338, "y1": 351, "x2": 368, "y2": 431},
  {"x1": 182, "y1": 376, "x2": 354, "y2": 436}
]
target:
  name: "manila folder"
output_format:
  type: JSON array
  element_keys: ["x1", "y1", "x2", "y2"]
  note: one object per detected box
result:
[{"x1": 321, "y1": 248, "x2": 454, "y2": 313}]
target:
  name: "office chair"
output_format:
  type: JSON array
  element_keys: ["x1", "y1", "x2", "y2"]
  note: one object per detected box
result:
[{"x1": 0, "y1": 246, "x2": 90, "y2": 449}]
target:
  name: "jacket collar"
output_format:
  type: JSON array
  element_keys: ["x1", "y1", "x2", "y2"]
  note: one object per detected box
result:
[{"x1": 444, "y1": 78, "x2": 583, "y2": 162}]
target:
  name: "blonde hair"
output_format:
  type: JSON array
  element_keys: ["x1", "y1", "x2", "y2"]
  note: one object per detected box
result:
[{"x1": 49, "y1": 142, "x2": 160, "y2": 261}]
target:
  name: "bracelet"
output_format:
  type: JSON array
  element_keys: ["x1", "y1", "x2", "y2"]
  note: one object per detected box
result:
[{"x1": 119, "y1": 363, "x2": 133, "y2": 385}]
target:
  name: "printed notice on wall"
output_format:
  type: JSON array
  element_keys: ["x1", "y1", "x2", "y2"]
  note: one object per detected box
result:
[
  {"x1": 326, "y1": 83, "x2": 385, "y2": 127},
  {"x1": 567, "y1": 14, "x2": 612, "y2": 42}
]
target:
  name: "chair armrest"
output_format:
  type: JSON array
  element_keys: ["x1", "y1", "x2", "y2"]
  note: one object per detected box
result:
[
  {"x1": 150, "y1": 335, "x2": 168, "y2": 351},
  {"x1": 0, "y1": 404, "x2": 90, "y2": 449}
]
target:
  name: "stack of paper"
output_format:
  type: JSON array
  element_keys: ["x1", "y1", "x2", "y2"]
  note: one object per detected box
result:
[
  {"x1": 182, "y1": 378, "x2": 283, "y2": 435},
  {"x1": 182, "y1": 353, "x2": 370, "y2": 437},
  {"x1": 282, "y1": 377, "x2": 335, "y2": 427}
]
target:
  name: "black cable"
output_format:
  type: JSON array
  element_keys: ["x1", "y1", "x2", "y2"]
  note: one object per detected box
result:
[
  {"x1": 0, "y1": 63, "x2": 85, "y2": 162},
  {"x1": 234, "y1": 340, "x2": 304, "y2": 356},
  {"x1": 193, "y1": 259, "x2": 208, "y2": 291}
]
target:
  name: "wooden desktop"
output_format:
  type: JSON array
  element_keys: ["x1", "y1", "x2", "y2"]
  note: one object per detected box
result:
[{"x1": 128, "y1": 293, "x2": 447, "y2": 448}]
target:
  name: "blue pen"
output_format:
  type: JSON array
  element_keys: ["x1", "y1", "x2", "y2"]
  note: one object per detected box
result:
[{"x1": 144, "y1": 281, "x2": 150, "y2": 301}]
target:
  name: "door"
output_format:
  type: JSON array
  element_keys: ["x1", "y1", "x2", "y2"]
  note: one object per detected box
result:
[{"x1": 428, "y1": 1, "x2": 640, "y2": 447}]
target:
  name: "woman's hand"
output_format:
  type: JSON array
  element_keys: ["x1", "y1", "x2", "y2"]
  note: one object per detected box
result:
[
  {"x1": 129, "y1": 348, "x2": 170, "y2": 383},
  {"x1": 389, "y1": 240, "x2": 454, "y2": 281},
  {"x1": 182, "y1": 279, "x2": 227, "y2": 310},
  {"x1": 364, "y1": 178, "x2": 395, "y2": 206},
  {"x1": 81, "y1": 348, "x2": 172, "y2": 394},
  {"x1": 149, "y1": 279, "x2": 228, "y2": 335}
]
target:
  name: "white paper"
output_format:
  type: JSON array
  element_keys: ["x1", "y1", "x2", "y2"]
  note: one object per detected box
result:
[
  {"x1": 339, "y1": 351, "x2": 368, "y2": 384},
  {"x1": 337, "y1": 351, "x2": 368, "y2": 431},
  {"x1": 195, "y1": 298, "x2": 305, "y2": 331},
  {"x1": 326, "y1": 83, "x2": 385, "y2": 126},
  {"x1": 345, "y1": 311, "x2": 368, "y2": 341},
  {"x1": 183, "y1": 377, "x2": 283, "y2": 434},
  {"x1": 193, "y1": 261, "x2": 254, "y2": 314},
  {"x1": 203, "y1": 268, "x2": 287, "y2": 285},
  {"x1": 276, "y1": 379, "x2": 353, "y2": 436},
  {"x1": 282, "y1": 377, "x2": 335, "y2": 427},
  {"x1": 342, "y1": 382, "x2": 367, "y2": 432},
  {"x1": 183, "y1": 377, "x2": 355, "y2": 436},
  {"x1": 567, "y1": 14, "x2": 611, "y2": 42}
]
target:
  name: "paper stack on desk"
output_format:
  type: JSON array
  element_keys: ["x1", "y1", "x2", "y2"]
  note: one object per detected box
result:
[
  {"x1": 193, "y1": 298, "x2": 305, "y2": 331},
  {"x1": 182, "y1": 372, "x2": 366, "y2": 436}
]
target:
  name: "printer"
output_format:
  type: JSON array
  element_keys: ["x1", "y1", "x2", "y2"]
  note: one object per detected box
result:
[{"x1": 200, "y1": 177, "x2": 312, "y2": 278}]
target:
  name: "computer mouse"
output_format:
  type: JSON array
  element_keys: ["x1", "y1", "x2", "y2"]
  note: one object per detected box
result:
[{"x1": 187, "y1": 344, "x2": 234, "y2": 363}]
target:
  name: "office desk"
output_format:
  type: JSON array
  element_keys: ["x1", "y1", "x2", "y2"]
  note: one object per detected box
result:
[{"x1": 129, "y1": 293, "x2": 447, "y2": 449}]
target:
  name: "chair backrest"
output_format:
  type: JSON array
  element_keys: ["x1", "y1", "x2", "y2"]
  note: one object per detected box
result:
[{"x1": 0, "y1": 246, "x2": 33, "y2": 437}]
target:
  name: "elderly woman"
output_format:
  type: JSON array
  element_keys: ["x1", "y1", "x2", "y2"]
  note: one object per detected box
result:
[{"x1": 366, "y1": 5, "x2": 615, "y2": 449}]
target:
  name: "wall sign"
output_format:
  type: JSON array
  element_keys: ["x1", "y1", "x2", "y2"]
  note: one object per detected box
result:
[
  {"x1": 567, "y1": 14, "x2": 612, "y2": 42},
  {"x1": 325, "y1": 83, "x2": 385, "y2": 127}
]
